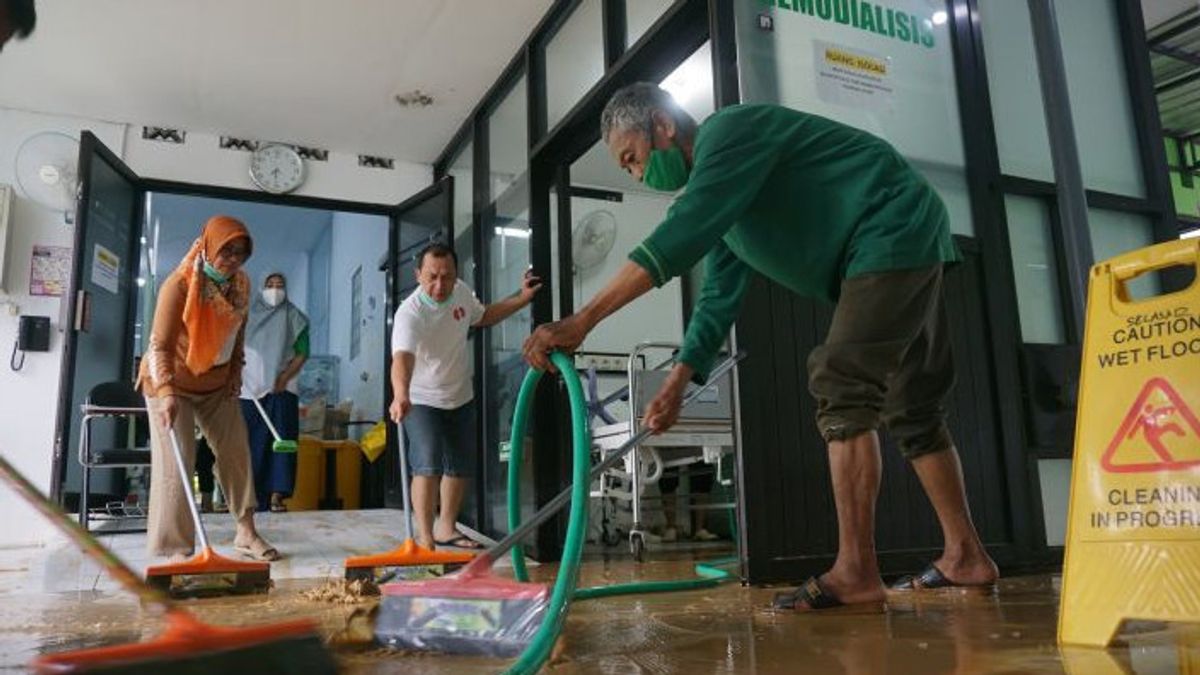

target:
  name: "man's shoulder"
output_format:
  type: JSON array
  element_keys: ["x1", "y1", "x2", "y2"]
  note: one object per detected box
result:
[
  {"x1": 697, "y1": 104, "x2": 809, "y2": 151},
  {"x1": 452, "y1": 279, "x2": 478, "y2": 298},
  {"x1": 704, "y1": 103, "x2": 804, "y2": 127},
  {"x1": 394, "y1": 292, "x2": 425, "y2": 323}
]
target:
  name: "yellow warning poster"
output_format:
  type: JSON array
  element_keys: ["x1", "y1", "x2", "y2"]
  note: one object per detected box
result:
[{"x1": 1059, "y1": 238, "x2": 1200, "y2": 647}]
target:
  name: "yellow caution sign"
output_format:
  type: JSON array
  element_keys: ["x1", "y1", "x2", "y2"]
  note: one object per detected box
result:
[{"x1": 1059, "y1": 238, "x2": 1200, "y2": 647}]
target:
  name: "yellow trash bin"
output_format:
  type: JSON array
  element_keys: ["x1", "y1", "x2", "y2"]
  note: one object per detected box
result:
[{"x1": 285, "y1": 436, "x2": 362, "y2": 511}]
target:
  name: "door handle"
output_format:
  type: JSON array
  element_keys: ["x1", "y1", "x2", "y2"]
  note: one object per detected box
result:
[{"x1": 73, "y1": 289, "x2": 91, "y2": 332}]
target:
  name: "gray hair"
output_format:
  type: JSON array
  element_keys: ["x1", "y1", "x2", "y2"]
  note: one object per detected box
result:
[{"x1": 600, "y1": 82, "x2": 697, "y2": 144}]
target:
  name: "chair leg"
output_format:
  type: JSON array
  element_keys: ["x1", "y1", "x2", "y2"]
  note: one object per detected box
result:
[{"x1": 79, "y1": 467, "x2": 90, "y2": 531}]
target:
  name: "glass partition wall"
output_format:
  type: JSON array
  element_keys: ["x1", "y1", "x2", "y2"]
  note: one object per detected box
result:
[{"x1": 430, "y1": 0, "x2": 1174, "y2": 568}]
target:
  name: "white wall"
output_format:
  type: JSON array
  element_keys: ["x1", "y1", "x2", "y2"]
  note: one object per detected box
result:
[
  {"x1": 327, "y1": 212, "x2": 390, "y2": 425},
  {"x1": 0, "y1": 105, "x2": 432, "y2": 547},
  {"x1": 0, "y1": 109, "x2": 125, "y2": 549},
  {"x1": 288, "y1": 253, "x2": 310, "y2": 315},
  {"x1": 573, "y1": 192, "x2": 685, "y2": 355},
  {"x1": 568, "y1": 192, "x2": 686, "y2": 422},
  {"x1": 124, "y1": 127, "x2": 431, "y2": 206}
]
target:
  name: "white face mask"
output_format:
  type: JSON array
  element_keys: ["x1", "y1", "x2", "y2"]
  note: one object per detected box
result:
[{"x1": 262, "y1": 288, "x2": 286, "y2": 307}]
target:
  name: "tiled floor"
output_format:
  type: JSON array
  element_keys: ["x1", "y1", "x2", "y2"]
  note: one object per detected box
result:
[
  {"x1": 0, "y1": 509, "x2": 504, "y2": 597},
  {"x1": 1, "y1": 510, "x2": 1196, "y2": 673}
]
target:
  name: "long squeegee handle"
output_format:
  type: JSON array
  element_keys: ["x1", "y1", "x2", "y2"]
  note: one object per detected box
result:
[
  {"x1": 395, "y1": 420, "x2": 416, "y2": 540},
  {"x1": 251, "y1": 393, "x2": 286, "y2": 443},
  {"x1": 0, "y1": 453, "x2": 173, "y2": 609},
  {"x1": 482, "y1": 351, "x2": 745, "y2": 566},
  {"x1": 167, "y1": 428, "x2": 211, "y2": 551}
]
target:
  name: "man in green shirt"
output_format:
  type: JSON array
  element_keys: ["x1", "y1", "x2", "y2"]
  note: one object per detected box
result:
[{"x1": 523, "y1": 83, "x2": 997, "y2": 610}]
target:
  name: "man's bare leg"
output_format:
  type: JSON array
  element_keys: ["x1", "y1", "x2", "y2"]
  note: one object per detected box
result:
[
  {"x1": 411, "y1": 475, "x2": 440, "y2": 549},
  {"x1": 801, "y1": 430, "x2": 888, "y2": 607},
  {"x1": 434, "y1": 476, "x2": 470, "y2": 544},
  {"x1": 909, "y1": 447, "x2": 998, "y2": 584}
]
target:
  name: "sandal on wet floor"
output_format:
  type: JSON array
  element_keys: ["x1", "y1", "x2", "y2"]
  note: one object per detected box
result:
[
  {"x1": 434, "y1": 534, "x2": 483, "y2": 550},
  {"x1": 772, "y1": 576, "x2": 886, "y2": 613},
  {"x1": 234, "y1": 536, "x2": 282, "y2": 562},
  {"x1": 889, "y1": 564, "x2": 996, "y2": 594}
]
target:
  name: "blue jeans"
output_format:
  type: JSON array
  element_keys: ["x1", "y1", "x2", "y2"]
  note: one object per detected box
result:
[{"x1": 402, "y1": 401, "x2": 477, "y2": 477}]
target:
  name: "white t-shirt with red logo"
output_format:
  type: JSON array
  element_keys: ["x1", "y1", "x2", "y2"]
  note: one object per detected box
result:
[{"x1": 390, "y1": 280, "x2": 486, "y2": 409}]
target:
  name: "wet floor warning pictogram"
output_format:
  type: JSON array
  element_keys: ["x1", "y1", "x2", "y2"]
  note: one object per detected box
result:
[
  {"x1": 1101, "y1": 377, "x2": 1200, "y2": 474},
  {"x1": 1059, "y1": 239, "x2": 1200, "y2": 649}
]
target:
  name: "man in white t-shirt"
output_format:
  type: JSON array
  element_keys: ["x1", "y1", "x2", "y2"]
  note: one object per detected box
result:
[{"x1": 390, "y1": 243, "x2": 540, "y2": 549}]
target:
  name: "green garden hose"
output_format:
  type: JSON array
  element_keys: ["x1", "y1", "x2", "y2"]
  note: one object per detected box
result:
[
  {"x1": 503, "y1": 352, "x2": 590, "y2": 675},
  {"x1": 504, "y1": 353, "x2": 735, "y2": 674}
]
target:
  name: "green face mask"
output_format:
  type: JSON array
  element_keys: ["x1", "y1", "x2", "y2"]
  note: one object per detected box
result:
[
  {"x1": 202, "y1": 261, "x2": 230, "y2": 284},
  {"x1": 419, "y1": 291, "x2": 450, "y2": 308},
  {"x1": 642, "y1": 144, "x2": 689, "y2": 192}
]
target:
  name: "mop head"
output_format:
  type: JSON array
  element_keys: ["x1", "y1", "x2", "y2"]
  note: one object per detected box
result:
[
  {"x1": 374, "y1": 573, "x2": 550, "y2": 657},
  {"x1": 33, "y1": 611, "x2": 336, "y2": 675},
  {"x1": 145, "y1": 548, "x2": 271, "y2": 598},
  {"x1": 271, "y1": 439, "x2": 298, "y2": 453},
  {"x1": 344, "y1": 539, "x2": 475, "y2": 583}
]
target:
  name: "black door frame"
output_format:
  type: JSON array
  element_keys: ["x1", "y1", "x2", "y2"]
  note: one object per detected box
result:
[
  {"x1": 51, "y1": 133, "x2": 419, "y2": 504},
  {"x1": 381, "y1": 176, "x2": 456, "y2": 511},
  {"x1": 525, "y1": 1, "x2": 710, "y2": 560},
  {"x1": 51, "y1": 131, "x2": 146, "y2": 502}
]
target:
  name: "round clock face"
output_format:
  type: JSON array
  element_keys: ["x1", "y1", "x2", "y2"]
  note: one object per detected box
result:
[{"x1": 249, "y1": 144, "x2": 305, "y2": 194}]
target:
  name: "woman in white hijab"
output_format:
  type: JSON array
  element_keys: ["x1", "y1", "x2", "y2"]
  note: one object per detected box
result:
[{"x1": 240, "y1": 272, "x2": 309, "y2": 512}]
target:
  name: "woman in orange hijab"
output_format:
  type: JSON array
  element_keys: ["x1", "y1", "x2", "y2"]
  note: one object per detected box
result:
[{"x1": 138, "y1": 215, "x2": 280, "y2": 561}]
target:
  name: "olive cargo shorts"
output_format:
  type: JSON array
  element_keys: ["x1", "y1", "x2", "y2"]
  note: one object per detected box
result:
[{"x1": 807, "y1": 264, "x2": 956, "y2": 459}]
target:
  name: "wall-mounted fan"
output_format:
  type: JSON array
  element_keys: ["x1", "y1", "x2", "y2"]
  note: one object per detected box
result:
[
  {"x1": 15, "y1": 132, "x2": 81, "y2": 225},
  {"x1": 571, "y1": 209, "x2": 617, "y2": 273}
]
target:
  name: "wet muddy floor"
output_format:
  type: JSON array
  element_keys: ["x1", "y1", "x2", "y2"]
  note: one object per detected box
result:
[{"x1": 2, "y1": 554, "x2": 1197, "y2": 673}]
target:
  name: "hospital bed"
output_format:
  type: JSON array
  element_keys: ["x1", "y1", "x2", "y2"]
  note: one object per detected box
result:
[{"x1": 585, "y1": 342, "x2": 737, "y2": 561}]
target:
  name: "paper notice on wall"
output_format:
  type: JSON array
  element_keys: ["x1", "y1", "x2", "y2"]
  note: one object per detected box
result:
[
  {"x1": 29, "y1": 245, "x2": 71, "y2": 297},
  {"x1": 814, "y1": 40, "x2": 893, "y2": 112},
  {"x1": 91, "y1": 243, "x2": 120, "y2": 294}
]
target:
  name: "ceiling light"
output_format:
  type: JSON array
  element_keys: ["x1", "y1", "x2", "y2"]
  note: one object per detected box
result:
[
  {"x1": 495, "y1": 226, "x2": 530, "y2": 239},
  {"x1": 661, "y1": 55, "x2": 708, "y2": 108}
]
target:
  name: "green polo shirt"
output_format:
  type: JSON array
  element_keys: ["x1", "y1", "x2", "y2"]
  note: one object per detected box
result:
[{"x1": 628, "y1": 104, "x2": 959, "y2": 381}]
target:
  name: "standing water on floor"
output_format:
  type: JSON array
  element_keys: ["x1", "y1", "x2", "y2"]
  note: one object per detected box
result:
[{"x1": 2, "y1": 556, "x2": 1196, "y2": 673}]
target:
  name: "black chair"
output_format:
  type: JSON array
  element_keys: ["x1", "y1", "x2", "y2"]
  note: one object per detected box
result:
[{"x1": 78, "y1": 381, "x2": 151, "y2": 531}]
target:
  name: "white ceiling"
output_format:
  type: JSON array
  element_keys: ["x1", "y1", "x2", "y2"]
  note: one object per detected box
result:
[{"x1": 0, "y1": 0, "x2": 554, "y2": 164}]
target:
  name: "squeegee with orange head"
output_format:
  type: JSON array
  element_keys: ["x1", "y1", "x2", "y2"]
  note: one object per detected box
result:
[
  {"x1": 0, "y1": 454, "x2": 336, "y2": 675},
  {"x1": 343, "y1": 426, "x2": 475, "y2": 582},
  {"x1": 144, "y1": 429, "x2": 270, "y2": 597}
]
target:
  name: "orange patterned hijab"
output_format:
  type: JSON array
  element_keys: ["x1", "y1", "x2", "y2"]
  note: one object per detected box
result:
[{"x1": 177, "y1": 216, "x2": 253, "y2": 373}]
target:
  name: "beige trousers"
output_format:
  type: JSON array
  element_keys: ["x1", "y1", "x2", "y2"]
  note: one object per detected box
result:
[{"x1": 145, "y1": 390, "x2": 256, "y2": 556}]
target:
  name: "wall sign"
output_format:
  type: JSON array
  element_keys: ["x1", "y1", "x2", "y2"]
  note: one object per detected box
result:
[
  {"x1": 814, "y1": 40, "x2": 894, "y2": 111},
  {"x1": 90, "y1": 243, "x2": 120, "y2": 295},
  {"x1": 29, "y1": 245, "x2": 71, "y2": 297}
]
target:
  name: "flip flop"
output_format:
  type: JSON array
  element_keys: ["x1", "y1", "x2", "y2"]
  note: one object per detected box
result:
[
  {"x1": 772, "y1": 576, "x2": 887, "y2": 613},
  {"x1": 434, "y1": 534, "x2": 483, "y2": 550},
  {"x1": 889, "y1": 564, "x2": 996, "y2": 594},
  {"x1": 234, "y1": 536, "x2": 282, "y2": 562}
]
